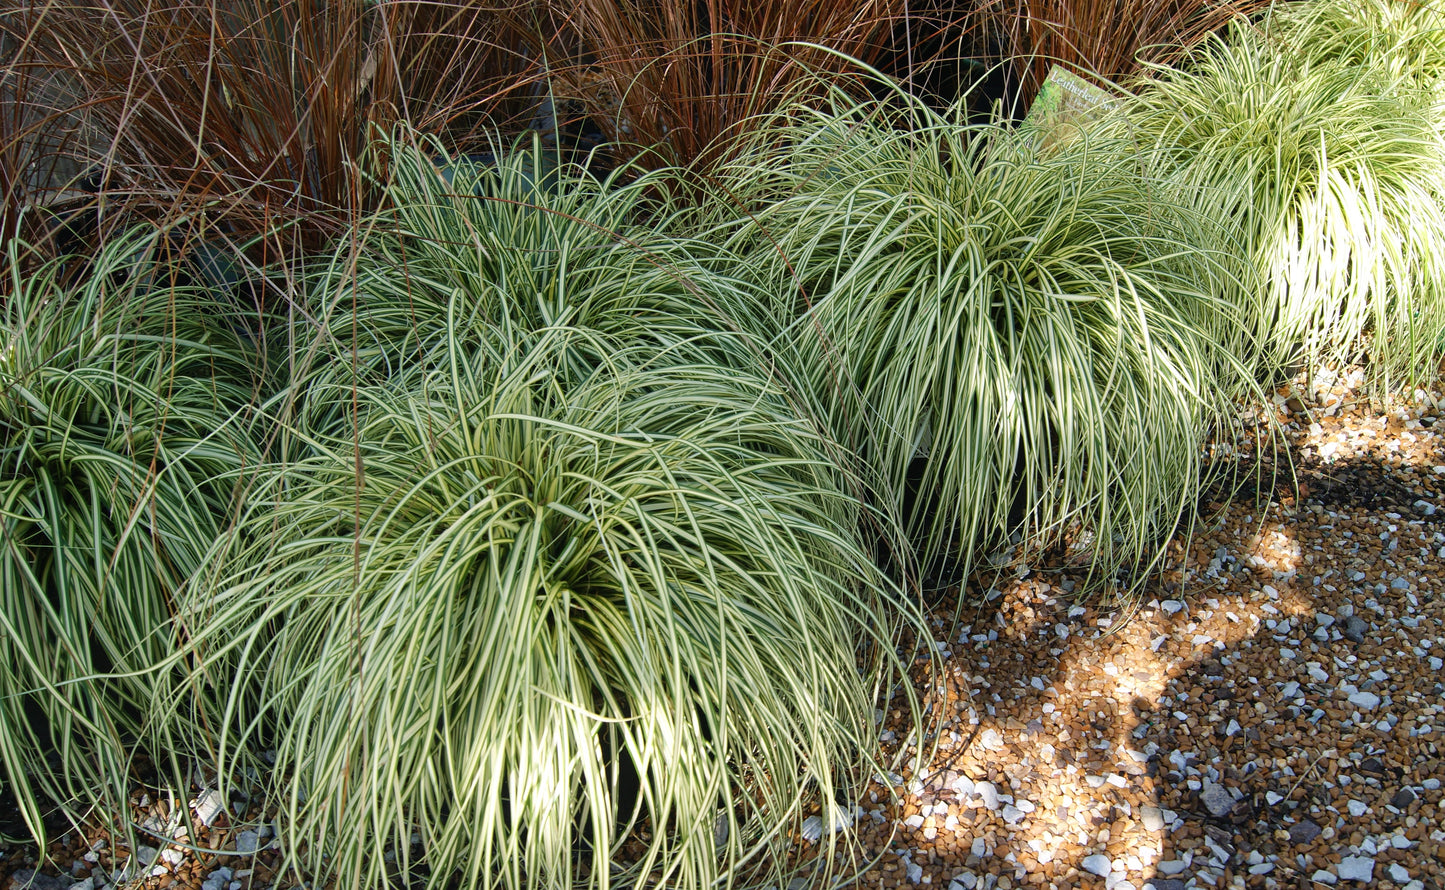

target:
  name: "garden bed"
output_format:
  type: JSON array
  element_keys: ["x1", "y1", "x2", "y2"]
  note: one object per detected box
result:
[{"x1": 4, "y1": 366, "x2": 1443, "y2": 890}]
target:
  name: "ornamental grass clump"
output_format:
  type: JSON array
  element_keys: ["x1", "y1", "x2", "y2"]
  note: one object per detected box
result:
[
  {"x1": 0, "y1": 225, "x2": 263, "y2": 845},
  {"x1": 1107, "y1": 13, "x2": 1445, "y2": 386},
  {"x1": 1263, "y1": 0, "x2": 1445, "y2": 88},
  {"x1": 699, "y1": 95, "x2": 1242, "y2": 591},
  {"x1": 286, "y1": 127, "x2": 764, "y2": 438},
  {"x1": 179, "y1": 324, "x2": 918, "y2": 890}
]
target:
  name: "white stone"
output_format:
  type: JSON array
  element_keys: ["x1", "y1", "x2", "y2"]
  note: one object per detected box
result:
[
  {"x1": 1155, "y1": 860, "x2": 1187, "y2": 875},
  {"x1": 1001, "y1": 805, "x2": 1025, "y2": 825},
  {"x1": 799, "y1": 816, "x2": 826, "y2": 843},
  {"x1": 950, "y1": 873, "x2": 977, "y2": 890},
  {"x1": 903, "y1": 815, "x2": 925, "y2": 830},
  {"x1": 1347, "y1": 800, "x2": 1367, "y2": 817},
  {"x1": 1141, "y1": 806, "x2": 1165, "y2": 832},
  {"x1": 905, "y1": 859, "x2": 923, "y2": 884},
  {"x1": 971, "y1": 838, "x2": 987, "y2": 857},
  {"x1": 1389, "y1": 864, "x2": 1411, "y2": 882},
  {"x1": 234, "y1": 830, "x2": 260, "y2": 854},
  {"x1": 1200, "y1": 783, "x2": 1234, "y2": 817},
  {"x1": 979, "y1": 729, "x2": 1004, "y2": 750},
  {"x1": 194, "y1": 789, "x2": 225, "y2": 827},
  {"x1": 1347, "y1": 691, "x2": 1381, "y2": 709},
  {"x1": 1310, "y1": 870, "x2": 1337, "y2": 886},
  {"x1": 975, "y1": 781, "x2": 1000, "y2": 810},
  {"x1": 1081, "y1": 854, "x2": 1112, "y2": 877},
  {"x1": 1336, "y1": 856, "x2": 1375, "y2": 882},
  {"x1": 1161, "y1": 600, "x2": 1184, "y2": 614},
  {"x1": 1266, "y1": 791, "x2": 1284, "y2": 805}
]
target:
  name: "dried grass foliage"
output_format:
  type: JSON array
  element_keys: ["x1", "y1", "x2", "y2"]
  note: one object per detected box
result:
[
  {"x1": 1, "y1": 0, "x2": 544, "y2": 257},
  {"x1": 968, "y1": 0, "x2": 1276, "y2": 103},
  {"x1": 545, "y1": 0, "x2": 928, "y2": 168}
]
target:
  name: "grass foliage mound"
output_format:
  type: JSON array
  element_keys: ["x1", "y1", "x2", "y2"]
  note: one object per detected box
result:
[
  {"x1": 172, "y1": 139, "x2": 920, "y2": 890},
  {"x1": 701, "y1": 98, "x2": 1241, "y2": 587},
  {"x1": 0, "y1": 227, "x2": 261, "y2": 843},
  {"x1": 1108, "y1": 5, "x2": 1445, "y2": 384},
  {"x1": 184, "y1": 328, "x2": 912, "y2": 890},
  {"x1": 288, "y1": 130, "x2": 759, "y2": 436}
]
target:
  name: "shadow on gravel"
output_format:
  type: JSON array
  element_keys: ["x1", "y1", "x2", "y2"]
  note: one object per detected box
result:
[
  {"x1": 844, "y1": 427, "x2": 1444, "y2": 890},
  {"x1": 3, "y1": 429, "x2": 1443, "y2": 890}
]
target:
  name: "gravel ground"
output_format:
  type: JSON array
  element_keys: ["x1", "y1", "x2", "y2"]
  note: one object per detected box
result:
[
  {"x1": 842, "y1": 366, "x2": 1445, "y2": 890},
  {"x1": 3, "y1": 366, "x2": 1442, "y2": 890}
]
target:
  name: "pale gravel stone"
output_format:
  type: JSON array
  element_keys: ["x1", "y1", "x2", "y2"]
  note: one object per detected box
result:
[
  {"x1": 193, "y1": 789, "x2": 225, "y2": 827},
  {"x1": 1080, "y1": 854, "x2": 1112, "y2": 878},
  {"x1": 800, "y1": 815, "x2": 825, "y2": 842},
  {"x1": 234, "y1": 830, "x2": 260, "y2": 855},
  {"x1": 1336, "y1": 856, "x2": 1375, "y2": 882},
  {"x1": 1347, "y1": 690, "x2": 1381, "y2": 709},
  {"x1": 1200, "y1": 782, "x2": 1234, "y2": 817},
  {"x1": 975, "y1": 781, "x2": 1000, "y2": 810}
]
